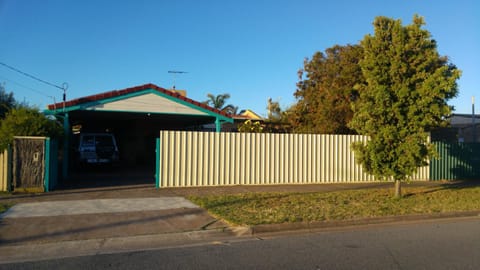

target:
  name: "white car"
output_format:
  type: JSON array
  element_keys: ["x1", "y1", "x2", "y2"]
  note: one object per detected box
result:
[{"x1": 78, "y1": 133, "x2": 119, "y2": 165}]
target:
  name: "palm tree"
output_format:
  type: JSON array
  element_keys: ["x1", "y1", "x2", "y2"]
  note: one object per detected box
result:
[{"x1": 204, "y1": 93, "x2": 237, "y2": 114}]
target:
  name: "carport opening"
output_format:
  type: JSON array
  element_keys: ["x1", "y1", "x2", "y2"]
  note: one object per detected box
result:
[{"x1": 60, "y1": 110, "x2": 217, "y2": 189}]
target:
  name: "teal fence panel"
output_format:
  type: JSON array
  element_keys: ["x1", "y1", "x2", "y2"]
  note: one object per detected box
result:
[
  {"x1": 43, "y1": 138, "x2": 59, "y2": 192},
  {"x1": 48, "y1": 139, "x2": 59, "y2": 190},
  {"x1": 430, "y1": 142, "x2": 480, "y2": 180}
]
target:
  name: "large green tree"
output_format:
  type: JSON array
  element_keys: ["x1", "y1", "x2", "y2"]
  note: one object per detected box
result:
[
  {"x1": 265, "y1": 98, "x2": 292, "y2": 133},
  {"x1": 0, "y1": 107, "x2": 63, "y2": 151},
  {"x1": 0, "y1": 84, "x2": 16, "y2": 119},
  {"x1": 292, "y1": 44, "x2": 364, "y2": 134},
  {"x1": 349, "y1": 15, "x2": 461, "y2": 197}
]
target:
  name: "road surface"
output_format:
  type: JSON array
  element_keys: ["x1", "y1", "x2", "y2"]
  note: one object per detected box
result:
[{"x1": 2, "y1": 217, "x2": 479, "y2": 270}]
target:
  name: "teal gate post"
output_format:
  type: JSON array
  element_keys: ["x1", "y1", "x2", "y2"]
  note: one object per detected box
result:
[
  {"x1": 44, "y1": 138, "x2": 59, "y2": 192},
  {"x1": 44, "y1": 138, "x2": 51, "y2": 192},
  {"x1": 155, "y1": 137, "x2": 160, "y2": 189},
  {"x1": 62, "y1": 113, "x2": 70, "y2": 180}
]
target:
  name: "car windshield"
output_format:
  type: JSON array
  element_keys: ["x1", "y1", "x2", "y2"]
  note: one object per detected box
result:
[
  {"x1": 96, "y1": 136, "x2": 114, "y2": 147},
  {"x1": 82, "y1": 135, "x2": 95, "y2": 146}
]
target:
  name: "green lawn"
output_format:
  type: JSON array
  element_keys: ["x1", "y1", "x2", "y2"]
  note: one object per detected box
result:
[
  {"x1": 0, "y1": 191, "x2": 13, "y2": 214},
  {"x1": 189, "y1": 185, "x2": 480, "y2": 226}
]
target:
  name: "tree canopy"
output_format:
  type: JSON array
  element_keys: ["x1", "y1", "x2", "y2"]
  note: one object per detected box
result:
[
  {"x1": 265, "y1": 98, "x2": 292, "y2": 133},
  {"x1": 0, "y1": 107, "x2": 63, "y2": 151},
  {"x1": 238, "y1": 119, "x2": 264, "y2": 133},
  {"x1": 292, "y1": 44, "x2": 364, "y2": 134},
  {"x1": 348, "y1": 15, "x2": 461, "y2": 197},
  {"x1": 0, "y1": 84, "x2": 16, "y2": 119}
]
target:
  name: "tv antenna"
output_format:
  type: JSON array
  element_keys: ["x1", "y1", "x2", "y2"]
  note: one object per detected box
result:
[{"x1": 168, "y1": 70, "x2": 188, "y2": 89}]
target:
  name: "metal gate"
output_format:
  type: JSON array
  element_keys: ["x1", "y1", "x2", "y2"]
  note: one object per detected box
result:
[
  {"x1": 0, "y1": 136, "x2": 58, "y2": 192},
  {"x1": 12, "y1": 137, "x2": 46, "y2": 191}
]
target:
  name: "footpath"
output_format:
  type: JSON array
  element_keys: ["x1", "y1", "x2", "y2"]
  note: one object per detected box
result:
[
  {"x1": 0, "y1": 185, "x2": 234, "y2": 264},
  {"x1": 1, "y1": 181, "x2": 479, "y2": 264}
]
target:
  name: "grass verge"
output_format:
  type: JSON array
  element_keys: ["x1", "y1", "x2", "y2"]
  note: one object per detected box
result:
[
  {"x1": 0, "y1": 202, "x2": 13, "y2": 214},
  {"x1": 188, "y1": 185, "x2": 480, "y2": 226}
]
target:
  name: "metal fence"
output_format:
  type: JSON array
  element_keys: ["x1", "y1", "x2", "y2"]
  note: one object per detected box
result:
[
  {"x1": 430, "y1": 142, "x2": 480, "y2": 180},
  {"x1": 0, "y1": 149, "x2": 11, "y2": 192},
  {"x1": 157, "y1": 131, "x2": 430, "y2": 188},
  {"x1": 9, "y1": 133, "x2": 477, "y2": 191}
]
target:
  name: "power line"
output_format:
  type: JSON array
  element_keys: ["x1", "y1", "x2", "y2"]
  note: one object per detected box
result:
[
  {"x1": 0, "y1": 74, "x2": 53, "y2": 98},
  {"x1": 0, "y1": 61, "x2": 64, "y2": 91},
  {"x1": 0, "y1": 61, "x2": 68, "y2": 111}
]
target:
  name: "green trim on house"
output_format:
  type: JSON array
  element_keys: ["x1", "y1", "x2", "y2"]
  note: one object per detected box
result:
[
  {"x1": 215, "y1": 118, "x2": 222, "y2": 133},
  {"x1": 51, "y1": 107, "x2": 218, "y2": 119},
  {"x1": 45, "y1": 90, "x2": 151, "y2": 114},
  {"x1": 62, "y1": 113, "x2": 69, "y2": 180},
  {"x1": 44, "y1": 88, "x2": 233, "y2": 123}
]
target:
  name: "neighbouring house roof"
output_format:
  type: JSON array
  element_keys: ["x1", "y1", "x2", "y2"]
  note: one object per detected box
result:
[
  {"x1": 431, "y1": 113, "x2": 480, "y2": 142},
  {"x1": 45, "y1": 83, "x2": 232, "y2": 123},
  {"x1": 234, "y1": 109, "x2": 263, "y2": 121},
  {"x1": 449, "y1": 113, "x2": 480, "y2": 127}
]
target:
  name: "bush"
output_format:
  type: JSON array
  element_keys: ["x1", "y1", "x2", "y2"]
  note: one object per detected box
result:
[{"x1": 0, "y1": 107, "x2": 63, "y2": 151}]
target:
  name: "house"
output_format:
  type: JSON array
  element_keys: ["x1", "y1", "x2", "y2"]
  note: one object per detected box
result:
[
  {"x1": 44, "y1": 83, "x2": 233, "y2": 186},
  {"x1": 220, "y1": 109, "x2": 264, "y2": 132},
  {"x1": 431, "y1": 113, "x2": 480, "y2": 143}
]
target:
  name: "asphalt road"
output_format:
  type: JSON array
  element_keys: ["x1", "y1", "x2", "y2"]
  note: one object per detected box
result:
[{"x1": 2, "y1": 217, "x2": 480, "y2": 270}]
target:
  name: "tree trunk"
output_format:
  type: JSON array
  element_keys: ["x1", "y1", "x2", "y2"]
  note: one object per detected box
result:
[{"x1": 394, "y1": 179, "x2": 402, "y2": 198}]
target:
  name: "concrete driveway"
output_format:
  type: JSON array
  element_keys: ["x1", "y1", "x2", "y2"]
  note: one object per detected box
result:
[{"x1": 0, "y1": 187, "x2": 228, "y2": 246}]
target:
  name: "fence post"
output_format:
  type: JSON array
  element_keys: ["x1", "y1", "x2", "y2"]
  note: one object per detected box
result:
[
  {"x1": 62, "y1": 112, "x2": 69, "y2": 180},
  {"x1": 7, "y1": 144, "x2": 12, "y2": 192},
  {"x1": 44, "y1": 138, "x2": 51, "y2": 192},
  {"x1": 155, "y1": 137, "x2": 160, "y2": 189},
  {"x1": 1, "y1": 146, "x2": 12, "y2": 192}
]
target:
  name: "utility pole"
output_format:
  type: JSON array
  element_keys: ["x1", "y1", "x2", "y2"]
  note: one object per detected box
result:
[{"x1": 62, "y1": 82, "x2": 68, "y2": 112}]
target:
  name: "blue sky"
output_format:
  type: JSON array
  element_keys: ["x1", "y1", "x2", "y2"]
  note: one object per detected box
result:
[{"x1": 0, "y1": 0, "x2": 478, "y2": 117}]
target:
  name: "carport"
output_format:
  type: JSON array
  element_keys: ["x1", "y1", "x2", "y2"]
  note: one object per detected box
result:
[{"x1": 44, "y1": 83, "x2": 233, "y2": 188}]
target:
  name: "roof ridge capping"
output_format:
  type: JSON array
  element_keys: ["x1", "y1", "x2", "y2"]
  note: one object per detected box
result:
[{"x1": 46, "y1": 83, "x2": 231, "y2": 118}]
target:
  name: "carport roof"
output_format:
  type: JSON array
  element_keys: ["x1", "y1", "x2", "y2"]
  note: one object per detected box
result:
[{"x1": 45, "y1": 83, "x2": 233, "y2": 123}]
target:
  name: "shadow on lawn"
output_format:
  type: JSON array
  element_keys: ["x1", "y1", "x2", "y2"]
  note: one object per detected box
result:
[
  {"x1": 440, "y1": 179, "x2": 480, "y2": 190},
  {"x1": 403, "y1": 179, "x2": 480, "y2": 198},
  {"x1": 192, "y1": 193, "x2": 294, "y2": 209}
]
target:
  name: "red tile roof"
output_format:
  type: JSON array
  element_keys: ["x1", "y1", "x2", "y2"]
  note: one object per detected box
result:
[{"x1": 47, "y1": 83, "x2": 230, "y2": 118}]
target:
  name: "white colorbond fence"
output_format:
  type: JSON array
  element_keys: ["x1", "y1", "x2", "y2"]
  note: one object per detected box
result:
[
  {"x1": 0, "y1": 149, "x2": 11, "y2": 191},
  {"x1": 158, "y1": 131, "x2": 429, "y2": 188}
]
